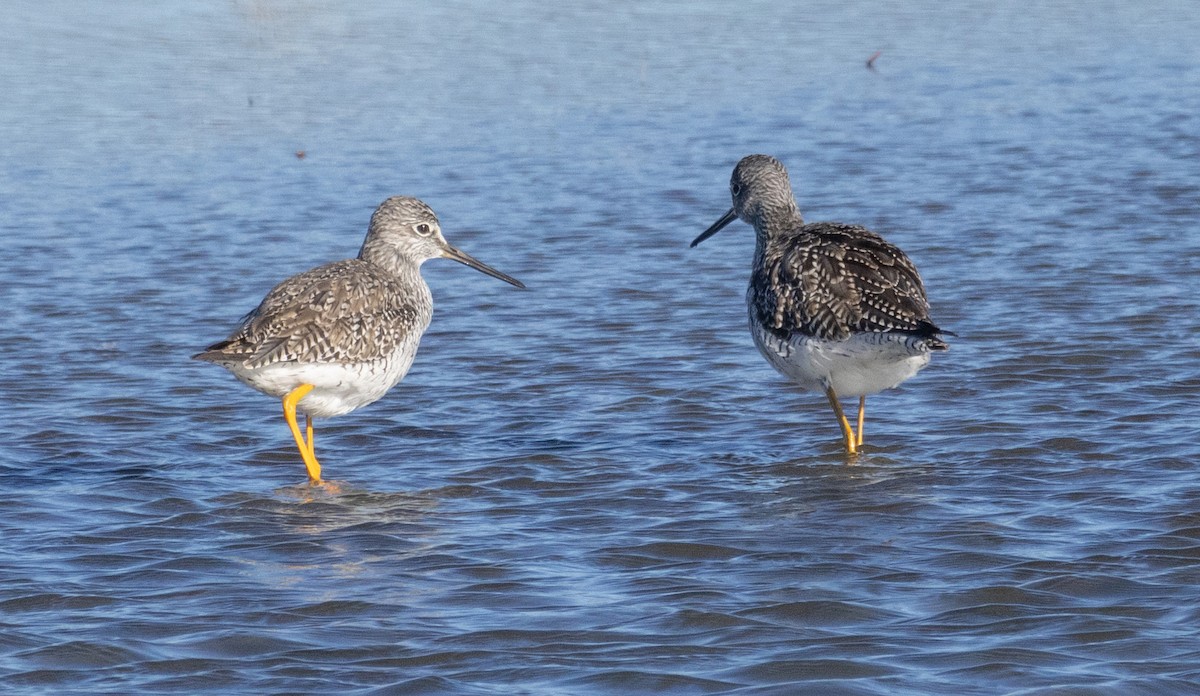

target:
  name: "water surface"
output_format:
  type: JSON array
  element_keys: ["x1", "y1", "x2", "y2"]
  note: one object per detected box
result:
[{"x1": 1, "y1": 2, "x2": 1199, "y2": 693}]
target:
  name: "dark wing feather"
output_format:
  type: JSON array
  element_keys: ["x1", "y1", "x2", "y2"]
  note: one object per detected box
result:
[
  {"x1": 752, "y1": 222, "x2": 945, "y2": 344},
  {"x1": 194, "y1": 259, "x2": 426, "y2": 367}
]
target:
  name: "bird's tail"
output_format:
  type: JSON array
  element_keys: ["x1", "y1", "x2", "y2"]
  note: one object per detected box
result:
[{"x1": 914, "y1": 320, "x2": 953, "y2": 350}]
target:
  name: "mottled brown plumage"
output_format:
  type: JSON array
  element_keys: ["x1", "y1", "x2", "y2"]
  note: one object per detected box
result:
[
  {"x1": 692, "y1": 154, "x2": 948, "y2": 454},
  {"x1": 194, "y1": 195, "x2": 524, "y2": 483},
  {"x1": 195, "y1": 259, "x2": 426, "y2": 369},
  {"x1": 751, "y1": 221, "x2": 946, "y2": 345}
]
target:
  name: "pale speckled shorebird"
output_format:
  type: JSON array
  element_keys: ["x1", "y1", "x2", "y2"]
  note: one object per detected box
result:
[
  {"x1": 691, "y1": 155, "x2": 949, "y2": 455},
  {"x1": 194, "y1": 196, "x2": 524, "y2": 484}
]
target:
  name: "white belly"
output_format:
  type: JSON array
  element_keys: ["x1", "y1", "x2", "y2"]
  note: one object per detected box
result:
[
  {"x1": 219, "y1": 347, "x2": 420, "y2": 418},
  {"x1": 750, "y1": 318, "x2": 932, "y2": 397}
]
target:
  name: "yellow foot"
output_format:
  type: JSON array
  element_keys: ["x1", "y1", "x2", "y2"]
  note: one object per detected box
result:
[
  {"x1": 283, "y1": 384, "x2": 323, "y2": 483},
  {"x1": 312, "y1": 479, "x2": 343, "y2": 495},
  {"x1": 824, "y1": 385, "x2": 859, "y2": 456},
  {"x1": 856, "y1": 396, "x2": 866, "y2": 449}
]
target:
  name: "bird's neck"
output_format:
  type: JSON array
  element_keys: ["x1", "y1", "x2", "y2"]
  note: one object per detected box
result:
[
  {"x1": 358, "y1": 240, "x2": 426, "y2": 280},
  {"x1": 751, "y1": 206, "x2": 803, "y2": 261}
]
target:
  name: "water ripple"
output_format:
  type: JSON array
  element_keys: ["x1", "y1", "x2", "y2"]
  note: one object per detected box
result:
[{"x1": 2, "y1": 2, "x2": 1200, "y2": 694}]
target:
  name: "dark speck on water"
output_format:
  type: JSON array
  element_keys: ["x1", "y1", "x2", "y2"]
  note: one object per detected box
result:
[{"x1": 2, "y1": 2, "x2": 1199, "y2": 694}]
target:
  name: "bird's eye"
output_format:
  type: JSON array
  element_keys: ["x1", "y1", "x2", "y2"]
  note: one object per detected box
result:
[
  {"x1": 731, "y1": 183, "x2": 742, "y2": 197},
  {"x1": 416, "y1": 223, "x2": 432, "y2": 236}
]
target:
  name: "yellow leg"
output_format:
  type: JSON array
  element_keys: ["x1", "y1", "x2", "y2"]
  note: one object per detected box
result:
[
  {"x1": 306, "y1": 414, "x2": 315, "y2": 460},
  {"x1": 856, "y1": 396, "x2": 866, "y2": 448},
  {"x1": 282, "y1": 384, "x2": 322, "y2": 483},
  {"x1": 824, "y1": 385, "x2": 858, "y2": 455}
]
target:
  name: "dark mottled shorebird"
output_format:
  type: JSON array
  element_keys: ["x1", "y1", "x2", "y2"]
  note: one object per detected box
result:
[
  {"x1": 691, "y1": 155, "x2": 948, "y2": 455},
  {"x1": 195, "y1": 196, "x2": 524, "y2": 484}
]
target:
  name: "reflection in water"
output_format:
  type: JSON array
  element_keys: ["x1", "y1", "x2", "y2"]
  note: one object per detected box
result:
[{"x1": 217, "y1": 488, "x2": 443, "y2": 591}]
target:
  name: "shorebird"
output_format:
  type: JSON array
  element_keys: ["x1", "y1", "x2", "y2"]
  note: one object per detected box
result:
[
  {"x1": 195, "y1": 196, "x2": 524, "y2": 484},
  {"x1": 691, "y1": 155, "x2": 948, "y2": 455}
]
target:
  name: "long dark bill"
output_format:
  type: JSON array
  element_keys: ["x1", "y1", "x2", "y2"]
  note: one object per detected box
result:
[
  {"x1": 442, "y1": 245, "x2": 526, "y2": 288},
  {"x1": 690, "y1": 208, "x2": 738, "y2": 248}
]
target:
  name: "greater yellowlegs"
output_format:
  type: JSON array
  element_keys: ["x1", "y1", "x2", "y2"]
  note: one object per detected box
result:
[
  {"x1": 691, "y1": 155, "x2": 948, "y2": 455},
  {"x1": 195, "y1": 196, "x2": 524, "y2": 484}
]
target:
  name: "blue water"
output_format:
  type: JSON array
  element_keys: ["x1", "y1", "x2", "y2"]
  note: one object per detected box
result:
[{"x1": 2, "y1": 2, "x2": 1199, "y2": 693}]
